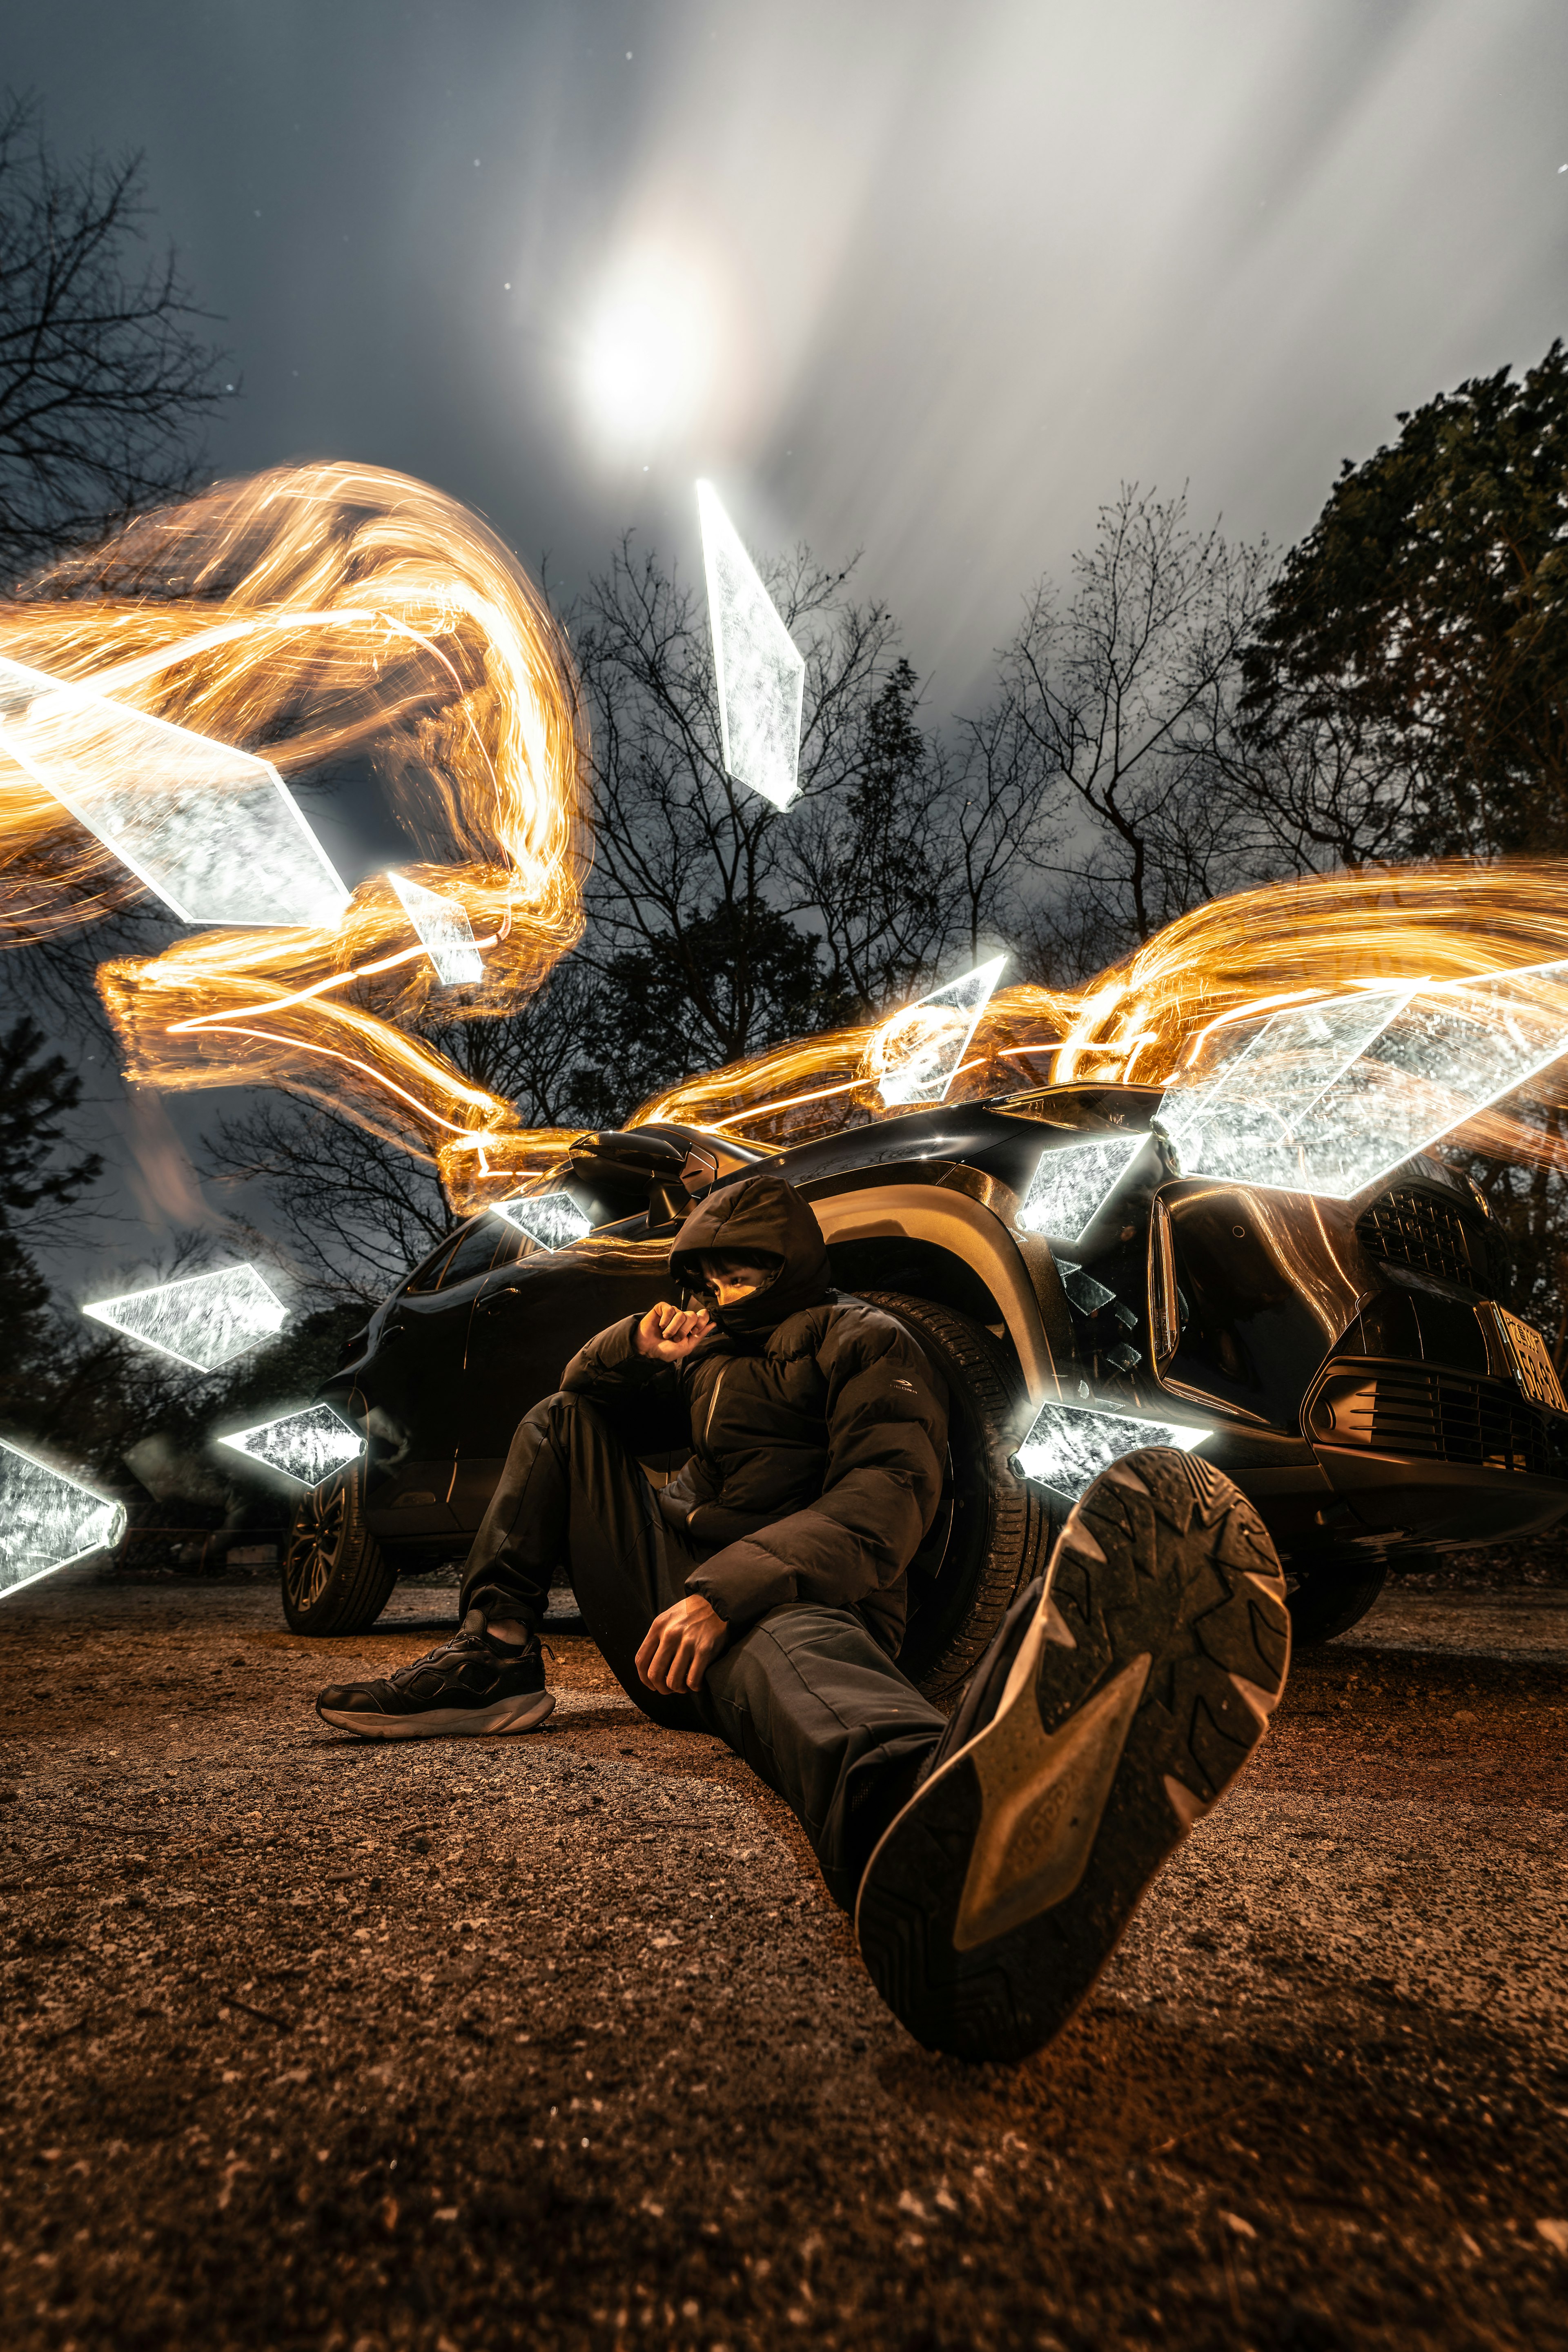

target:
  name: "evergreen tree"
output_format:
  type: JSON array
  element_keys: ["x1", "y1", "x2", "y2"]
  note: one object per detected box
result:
[{"x1": 1241, "y1": 341, "x2": 1568, "y2": 858}]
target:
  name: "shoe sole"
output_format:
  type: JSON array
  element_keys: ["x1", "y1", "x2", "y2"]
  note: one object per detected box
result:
[
  {"x1": 316, "y1": 1690, "x2": 557, "y2": 1740},
  {"x1": 855, "y1": 1448, "x2": 1290, "y2": 2064}
]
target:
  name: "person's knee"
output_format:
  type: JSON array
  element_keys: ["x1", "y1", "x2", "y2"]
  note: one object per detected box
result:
[
  {"x1": 709, "y1": 1605, "x2": 869, "y2": 1721},
  {"x1": 516, "y1": 1388, "x2": 605, "y2": 1447},
  {"x1": 710, "y1": 1602, "x2": 936, "y2": 1744},
  {"x1": 537, "y1": 1388, "x2": 590, "y2": 1424},
  {"x1": 751, "y1": 1601, "x2": 893, "y2": 1674}
]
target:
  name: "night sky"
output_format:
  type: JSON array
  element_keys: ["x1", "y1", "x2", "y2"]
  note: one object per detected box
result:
[
  {"x1": 13, "y1": 0, "x2": 1568, "y2": 708},
  {"x1": 7, "y1": 0, "x2": 1568, "y2": 1292}
]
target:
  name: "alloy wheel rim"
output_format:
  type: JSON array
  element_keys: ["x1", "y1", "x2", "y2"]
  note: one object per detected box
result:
[{"x1": 284, "y1": 1479, "x2": 348, "y2": 1610}]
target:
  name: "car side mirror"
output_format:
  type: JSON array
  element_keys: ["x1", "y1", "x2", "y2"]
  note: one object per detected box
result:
[
  {"x1": 568, "y1": 1130, "x2": 686, "y2": 1186},
  {"x1": 568, "y1": 1129, "x2": 718, "y2": 1227}
]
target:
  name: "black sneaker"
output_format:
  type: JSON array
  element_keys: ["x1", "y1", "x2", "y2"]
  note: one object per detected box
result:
[
  {"x1": 315, "y1": 1611, "x2": 556, "y2": 1740},
  {"x1": 855, "y1": 1448, "x2": 1291, "y2": 2063}
]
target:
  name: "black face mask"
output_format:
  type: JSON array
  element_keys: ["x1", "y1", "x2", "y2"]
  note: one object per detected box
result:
[
  {"x1": 668, "y1": 1172, "x2": 833, "y2": 1334},
  {"x1": 688, "y1": 1262, "x2": 783, "y2": 1338}
]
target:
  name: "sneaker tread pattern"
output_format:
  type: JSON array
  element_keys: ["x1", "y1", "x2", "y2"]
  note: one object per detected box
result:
[{"x1": 856, "y1": 1446, "x2": 1291, "y2": 2064}]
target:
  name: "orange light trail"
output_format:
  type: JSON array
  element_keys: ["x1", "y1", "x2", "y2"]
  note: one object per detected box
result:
[
  {"x1": 5, "y1": 468, "x2": 1568, "y2": 1217},
  {"x1": 0, "y1": 461, "x2": 588, "y2": 1166}
]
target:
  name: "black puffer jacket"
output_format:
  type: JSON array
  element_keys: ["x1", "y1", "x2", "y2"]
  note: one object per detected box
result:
[{"x1": 560, "y1": 1173, "x2": 948, "y2": 1655}]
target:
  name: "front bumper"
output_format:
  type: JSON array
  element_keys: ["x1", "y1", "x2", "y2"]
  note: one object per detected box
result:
[{"x1": 1305, "y1": 1354, "x2": 1568, "y2": 1551}]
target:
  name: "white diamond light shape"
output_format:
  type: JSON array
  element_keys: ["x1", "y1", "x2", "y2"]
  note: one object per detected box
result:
[
  {"x1": 0, "y1": 653, "x2": 350, "y2": 928},
  {"x1": 83, "y1": 1263, "x2": 288, "y2": 1373},
  {"x1": 1018, "y1": 1135, "x2": 1147, "y2": 1241},
  {"x1": 387, "y1": 870, "x2": 484, "y2": 984},
  {"x1": 696, "y1": 480, "x2": 805, "y2": 811},
  {"x1": 1161, "y1": 989, "x2": 1412, "y2": 1190},
  {"x1": 873, "y1": 955, "x2": 1008, "y2": 1108},
  {"x1": 1164, "y1": 959, "x2": 1568, "y2": 1198},
  {"x1": 218, "y1": 1403, "x2": 363, "y2": 1487},
  {"x1": 1015, "y1": 1398, "x2": 1207, "y2": 1500},
  {"x1": 491, "y1": 1191, "x2": 592, "y2": 1250},
  {"x1": 0, "y1": 1439, "x2": 126, "y2": 1597}
]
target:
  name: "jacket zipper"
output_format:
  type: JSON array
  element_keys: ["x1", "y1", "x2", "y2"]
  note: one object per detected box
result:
[
  {"x1": 704, "y1": 1363, "x2": 730, "y2": 1452},
  {"x1": 686, "y1": 1363, "x2": 732, "y2": 1529}
]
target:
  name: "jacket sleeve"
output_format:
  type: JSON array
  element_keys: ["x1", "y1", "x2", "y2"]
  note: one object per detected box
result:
[
  {"x1": 687, "y1": 1308, "x2": 949, "y2": 1627},
  {"x1": 560, "y1": 1314, "x2": 674, "y2": 1404}
]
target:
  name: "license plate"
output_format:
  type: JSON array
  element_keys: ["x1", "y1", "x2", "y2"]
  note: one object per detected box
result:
[{"x1": 1492, "y1": 1305, "x2": 1568, "y2": 1414}]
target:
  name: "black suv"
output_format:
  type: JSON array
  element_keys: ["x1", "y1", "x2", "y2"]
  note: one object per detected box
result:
[{"x1": 281, "y1": 1085, "x2": 1568, "y2": 1694}]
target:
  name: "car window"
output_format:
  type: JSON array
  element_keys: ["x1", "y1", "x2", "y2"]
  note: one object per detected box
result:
[
  {"x1": 403, "y1": 1218, "x2": 527, "y2": 1295},
  {"x1": 401, "y1": 1234, "x2": 462, "y2": 1295},
  {"x1": 437, "y1": 1219, "x2": 525, "y2": 1289}
]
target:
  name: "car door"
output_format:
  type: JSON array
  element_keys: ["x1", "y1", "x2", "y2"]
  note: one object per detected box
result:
[
  {"x1": 450, "y1": 1232, "x2": 680, "y2": 1528},
  {"x1": 351, "y1": 1217, "x2": 533, "y2": 1538}
]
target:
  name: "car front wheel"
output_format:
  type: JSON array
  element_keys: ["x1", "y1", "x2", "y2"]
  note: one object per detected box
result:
[
  {"x1": 282, "y1": 1459, "x2": 398, "y2": 1634},
  {"x1": 859, "y1": 1290, "x2": 1054, "y2": 1699}
]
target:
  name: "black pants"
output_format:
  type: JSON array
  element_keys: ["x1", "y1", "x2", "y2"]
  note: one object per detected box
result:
[{"x1": 460, "y1": 1392, "x2": 945, "y2": 1911}]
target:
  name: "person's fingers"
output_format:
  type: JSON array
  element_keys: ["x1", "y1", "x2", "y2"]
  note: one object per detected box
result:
[
  {"x1": 646, "y1": 1621, "x2": 686, "y2": 1693},
  {"x1": 636, "y1": 1607, "x2": 681, "y2": 1686},
  {"x1": 672, "y1": 1623, "x2": 721, "y2": 1693}
]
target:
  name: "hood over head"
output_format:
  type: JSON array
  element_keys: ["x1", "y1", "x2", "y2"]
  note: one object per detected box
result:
[{"x1": 668, "y1": 1172, "x2": 832, "y2": 1336}]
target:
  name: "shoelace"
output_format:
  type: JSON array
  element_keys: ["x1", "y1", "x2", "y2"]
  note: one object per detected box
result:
[{"x1": 389, "y1": 1628, "x2": 487, "y2": 1686}]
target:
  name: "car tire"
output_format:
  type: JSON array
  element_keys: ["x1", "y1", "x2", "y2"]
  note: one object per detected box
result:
[
  {"x1": 1286, "y1": 1561, "x2": 1387, "y2": 1645},
  {"x1": 858, "y1": 1290, "x2": 1054, "y2": 1700},
  {"x1": 281, "y1": 1459, "x2": 398, "y2": 1635}
]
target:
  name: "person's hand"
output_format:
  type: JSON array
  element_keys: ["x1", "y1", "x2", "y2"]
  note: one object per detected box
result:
[
  {"x1": 634, "y1": 1301, "x2": 712, "y2": 1363},
  {"x1": 635, "y1": 1594, "x2": 728, "y2": 1695}
]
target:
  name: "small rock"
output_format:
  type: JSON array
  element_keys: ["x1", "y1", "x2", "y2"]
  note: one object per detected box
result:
[{"x1": 1537, "y1": 2218, "x2": 1568, "y2": 2255}]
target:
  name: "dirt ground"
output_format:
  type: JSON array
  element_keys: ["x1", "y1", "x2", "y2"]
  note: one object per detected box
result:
[{"x1": 1, "y1": 1561, "x2": 1565, "y2": 2352}]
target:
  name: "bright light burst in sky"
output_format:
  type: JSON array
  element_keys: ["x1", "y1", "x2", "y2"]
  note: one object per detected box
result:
[
  {"x1": 581, "y1": 246, "x2": 720, "y2": 452},
  {"x1": 83, "y1": 1264, "x2": 288, "y2": 1373}
]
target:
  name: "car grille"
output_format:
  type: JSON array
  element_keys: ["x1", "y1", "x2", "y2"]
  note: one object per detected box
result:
[
  {"x1": 1356, "y1": 1187, "x2": 1476, "y2": 1285},
  {"x1": 1315, "y1": 1362, "x2": 1563, "y2": 1476}
]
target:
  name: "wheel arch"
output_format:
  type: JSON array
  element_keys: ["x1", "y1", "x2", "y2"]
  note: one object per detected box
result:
[{"x1": 797, "y1": 1166, "x2": 1071, "y2": 1419}]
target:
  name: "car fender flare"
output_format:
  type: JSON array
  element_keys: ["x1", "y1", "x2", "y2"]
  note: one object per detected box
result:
[{"x1": 796, "y1": 1165, "x2": 1068, "y2": 1408}]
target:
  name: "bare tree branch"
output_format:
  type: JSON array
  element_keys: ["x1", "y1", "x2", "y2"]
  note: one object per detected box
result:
[{"x1": 0, "y1": 90, "x2": 228, "y2": 578}]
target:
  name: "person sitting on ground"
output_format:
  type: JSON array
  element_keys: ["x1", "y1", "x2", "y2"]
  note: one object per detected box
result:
[{"x1": 315, "y1": 1171, "x2": 1291, "y2": 2063}]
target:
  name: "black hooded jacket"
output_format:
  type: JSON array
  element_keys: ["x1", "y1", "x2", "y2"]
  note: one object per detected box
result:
[{"x1": 559, "y1": 1173, "x2": 949, "y2": 1654}]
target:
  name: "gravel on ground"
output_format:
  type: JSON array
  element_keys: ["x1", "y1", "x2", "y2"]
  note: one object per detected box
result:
[{"x1": 0, "y1": 1564, "x2": 1564, "y2": 2352}]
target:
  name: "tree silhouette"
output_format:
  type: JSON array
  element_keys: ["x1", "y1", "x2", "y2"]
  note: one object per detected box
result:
[{"x1": 0, "y1": 91, "x2": 227, "y2": 578}]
